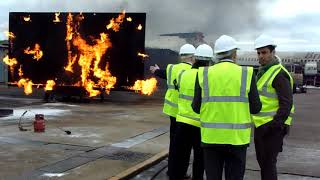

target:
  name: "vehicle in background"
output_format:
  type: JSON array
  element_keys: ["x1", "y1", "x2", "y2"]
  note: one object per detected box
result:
[{"x1": 284, "y1": 63, "x2": 307, "y2": 93}]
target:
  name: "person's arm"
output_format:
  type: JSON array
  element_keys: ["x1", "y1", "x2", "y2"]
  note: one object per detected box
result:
[
  {"x1": 154, "y1": 69, "x2": 167, "y2": 79},
  {"x1": 150, "y1": 64, "x2": 167, "y2": 79},
  {"x1": 192, "y1": 73, "x2": 202, "y2": 114},
  {"x1": 272, "y1": 70, "x2": 293, "y2": 124},
  {"x1": 248, "y1": 72, "x2": 262, "y2": 114}
]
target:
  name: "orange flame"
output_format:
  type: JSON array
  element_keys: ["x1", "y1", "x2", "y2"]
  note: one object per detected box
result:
[
  {"x1": 126, "y1": 17, "x2": 132, "y2": 22},
  {"x1": 2, "y1": 55, "x2": 17, "y2": 75},
  {"x1": 45, "y1": 80, "x2": 56, "y2": 91},
  {"x1": 138, "y1": 52, "x2": 149, "y2": 58},
  {"x1": 17, "y1": 78, "x2": 33, "y2": 95},
  {"x1": 65, "y1": 13, "x2": 75, "y2": 72},
  {"x1": 18, "y1": 65, "x2": 24, "y2": 77},
  {"x1": 24, "y1": 43, "x2": 43, "y2": 61},
  {"x1": 2, "y1": 55, "x2": 17, "y2": 67},
  {"x1": 137, "y1": 24, "x2": 143, "y2": 30},
  {"x1": 129, "y1": 78, "x2": 158, "y2": 96},
  {"x1": 63, "y1": 12, "x2": 119, "y2": 97},
  {"x1": 72, "y1": 32, "x2": 115, "y2": 96},
  {"x1": 66, "y1": 13, "x2": 74, "y2": 41},
  {"x1": 23, "y1": 15, "x2": 31, "y2": 22},
  {"x1": 106, "y1": 10, "x2": 126, "y2": 32},
  {"x1": 4, "y1": 31, "x2": 15, "y2": 39},
  {"x1": 53, "y1": 12, "x2": 61, "y2": 23}
]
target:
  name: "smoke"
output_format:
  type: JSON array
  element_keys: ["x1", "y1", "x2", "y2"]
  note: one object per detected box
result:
[{"x1": 0, "y1": 0, "x2": 264, "y2": 50}]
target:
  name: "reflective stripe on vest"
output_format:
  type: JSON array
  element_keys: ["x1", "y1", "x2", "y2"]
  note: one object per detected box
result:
[
  {"x1": 164, "y1": 99, "x2": 178, "y2": 108},
  {"x1": 167, "y1": 64, "x2": 175, "y2": 89},
  {"x1": 201, "y1": 122, "x2": 252, "y2": 129},
  {"x1": 258, "y1": 66, "x2": 281, "y2": 98},
  {"x1": 202, "y1": 66, "x2": 248, "y2": 103}
]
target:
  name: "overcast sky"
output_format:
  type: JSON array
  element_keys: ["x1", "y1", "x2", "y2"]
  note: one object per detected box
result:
[{"x1": 0, "y1": 0, "x2": 320, "y2": 51}]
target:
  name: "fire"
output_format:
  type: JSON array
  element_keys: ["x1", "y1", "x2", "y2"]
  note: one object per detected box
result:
[
  {"x1": 45, "y1": 80, "x2": 56, "y2": 91},
  {"x1": 24, "y1": 43, "x2": 43, "y2": 61},
  {"x1": 2, "y1": 55, "x2": 17, "y2": 67},
  {"x1": 66, "y1": 13, "x2": 74, "y2": 41},
  {"x1": 126, "y1": 17, "x2": 132, "y2": 22},
  {"x1": 53, "y1": 12, "x2": 61, "y2": 23},
  {"x1": 65, "y1": 13, "x2": 117, "y2": 97},
  {"x1": 138, "y1": 52, "x2": 149, "y2": 58},
  {"x1": 18, "y1": 65, "x2": 24, "y2": 77},
  {"x1": 23, "y1": 15, "x2": 31, "y2": 22},
  {"x1": 106, "y1": 10, "x2": 126, "y2": 32},
  {"x1": 137, "y1": 24, "x2": 143, "y2": 30},
  {"x1": 64, "y1": 55, "x2": 77, "y2": 72},
  {"x1": 129, "y1": 78, "x2": 158, "y2": 96},
  {"x1": 4, "y1": 31, "x2": 15, "y2": 39},
  {"x1": 2, "y1": 55, "x2": 17, "y2": 75},
  {"x1": 17, "y1": 78, "x2": 33, "y2": 95}
]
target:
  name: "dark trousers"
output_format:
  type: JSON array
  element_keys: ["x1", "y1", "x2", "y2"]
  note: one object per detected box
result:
[
  {"x1": 170, "y1": 122, "x2": 204, "y2": 180},
  {"x1": 203, "y1": 145, "x2": 247, "y2": 180},
  {"x1": 254, "y1": 126, "x2": 286, "y2": 180},
  {"x1": 168, "y1": 116, "x2": 177, "y2": 176}
]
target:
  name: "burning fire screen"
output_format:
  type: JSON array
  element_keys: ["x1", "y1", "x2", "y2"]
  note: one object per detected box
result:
[{"x1": 8, "y1": 12, "x2": 147, "y2": 96}]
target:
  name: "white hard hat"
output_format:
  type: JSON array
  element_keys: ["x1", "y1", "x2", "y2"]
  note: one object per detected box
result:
[
  {"x1": 254, "y1": 34, "x2": 277, "y2": 49},
  {"x1": 214, "y1": 35, "x2": 238, "y2": 54},
  {"x1": 179, "y1": 44, "x2": 196, "y2": 55},
  {"x1": 194, "y1": 44, "x2": 213, "y2": 61}
]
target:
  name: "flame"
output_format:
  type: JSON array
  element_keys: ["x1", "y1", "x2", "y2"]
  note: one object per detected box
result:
[
  {"x1": 18, "y1": 65, "x2": 24, "y2": 77},
  {"x1": 126, "y1": 17, "x2": 132, "y2": 22},
  {"x1": 72, "y1": 32, "x2": 115, "y2": 96},
  {"x1": 24, "y1": 43, "x2": 43, "y2": 61},
  {"x1": 129, "y1": 78, "x2": 158, "y2": 96},
  {"x1": 84, "y1": 80, "x2": 100, "y2": 97},
  {"x1": 2, "y1": 55, "x2": 17, "y2": 75},
  {"x1": 137, "y1": 24, "x2": 143, "y2": 30},
  {"x1": 23, "y1": 15, "x2": 31, "y2": 22},
  {"x1": 53, "y1": 12, "x2": 61, "y2": 23},
  {"x1": 65, "y1": 13, "x2": 75, "y2": 72},
  {"x1": 4, "y1": 31, "x2": 15, "y2": 39},
  {"x1": 138, "y1": 52, "x2": 149, "y2": 58},
  {"x1": 106, "y1": 10, "x2": 126, "y2": 32},
  {"x1": 45, "y1": 80, "x2": 56, "y2": 91},
  {"x1": 17, "y1": 78, "x2": 33, "y2": 95},
  {"x1": 63, "y1": 12, "x2": 122, "y2": 97},
  {"x1": 2, "y1": 55, "x2": 17, "y2": 67},
  {"x1": 66, "y1": 13, "x2": 74, "y2": 41}
]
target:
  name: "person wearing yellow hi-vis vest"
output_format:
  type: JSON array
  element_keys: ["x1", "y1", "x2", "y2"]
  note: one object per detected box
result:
[
  {"x1": 192, "y1": 35, "x2": 261, "y2": 180},
  {"x1": 149, "y1": 44, "x2": 194, "y2": 178},
  {"x1": 252, "y1": 35, "x2": 294, "y2": 180},
  {"x1": 170, "y1": 44, "x2": 213, "y2": 180}
]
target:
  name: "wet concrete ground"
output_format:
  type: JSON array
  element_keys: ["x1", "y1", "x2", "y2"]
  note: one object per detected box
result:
[
  {"x1": 133, "y1": 89, "x2": 320, "y2": 180},
  {"x1": 0, "y1": 87, "x2": 319, "y2": 180}
]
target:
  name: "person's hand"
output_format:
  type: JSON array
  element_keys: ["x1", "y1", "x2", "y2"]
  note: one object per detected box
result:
[{"x1": 150, "y1": 64, "x2": 160, "y2": 74}]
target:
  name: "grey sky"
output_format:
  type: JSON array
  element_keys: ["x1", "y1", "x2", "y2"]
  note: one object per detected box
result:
[{"x1": 0, "y1": 0, "x2": 320, "y2": 51}]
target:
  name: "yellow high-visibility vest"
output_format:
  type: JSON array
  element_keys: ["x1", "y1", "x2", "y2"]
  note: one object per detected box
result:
[
  {"x1": 198, "y1": 61, "x2": 253, "y2": 145},
  {"x1": 252, "y1": 64, "x2": 295, "y2": 127},
  {"x1": 163, "y1": 63, "x2": 192, "y2": 117},
  {"x1": 176, "y1": 69, "x2": 200, "y2": 127}
]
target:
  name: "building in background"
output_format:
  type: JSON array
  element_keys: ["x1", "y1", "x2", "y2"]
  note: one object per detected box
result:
[{"x1": 0, "y1": 41, "x2": 8, "y2": 85}]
